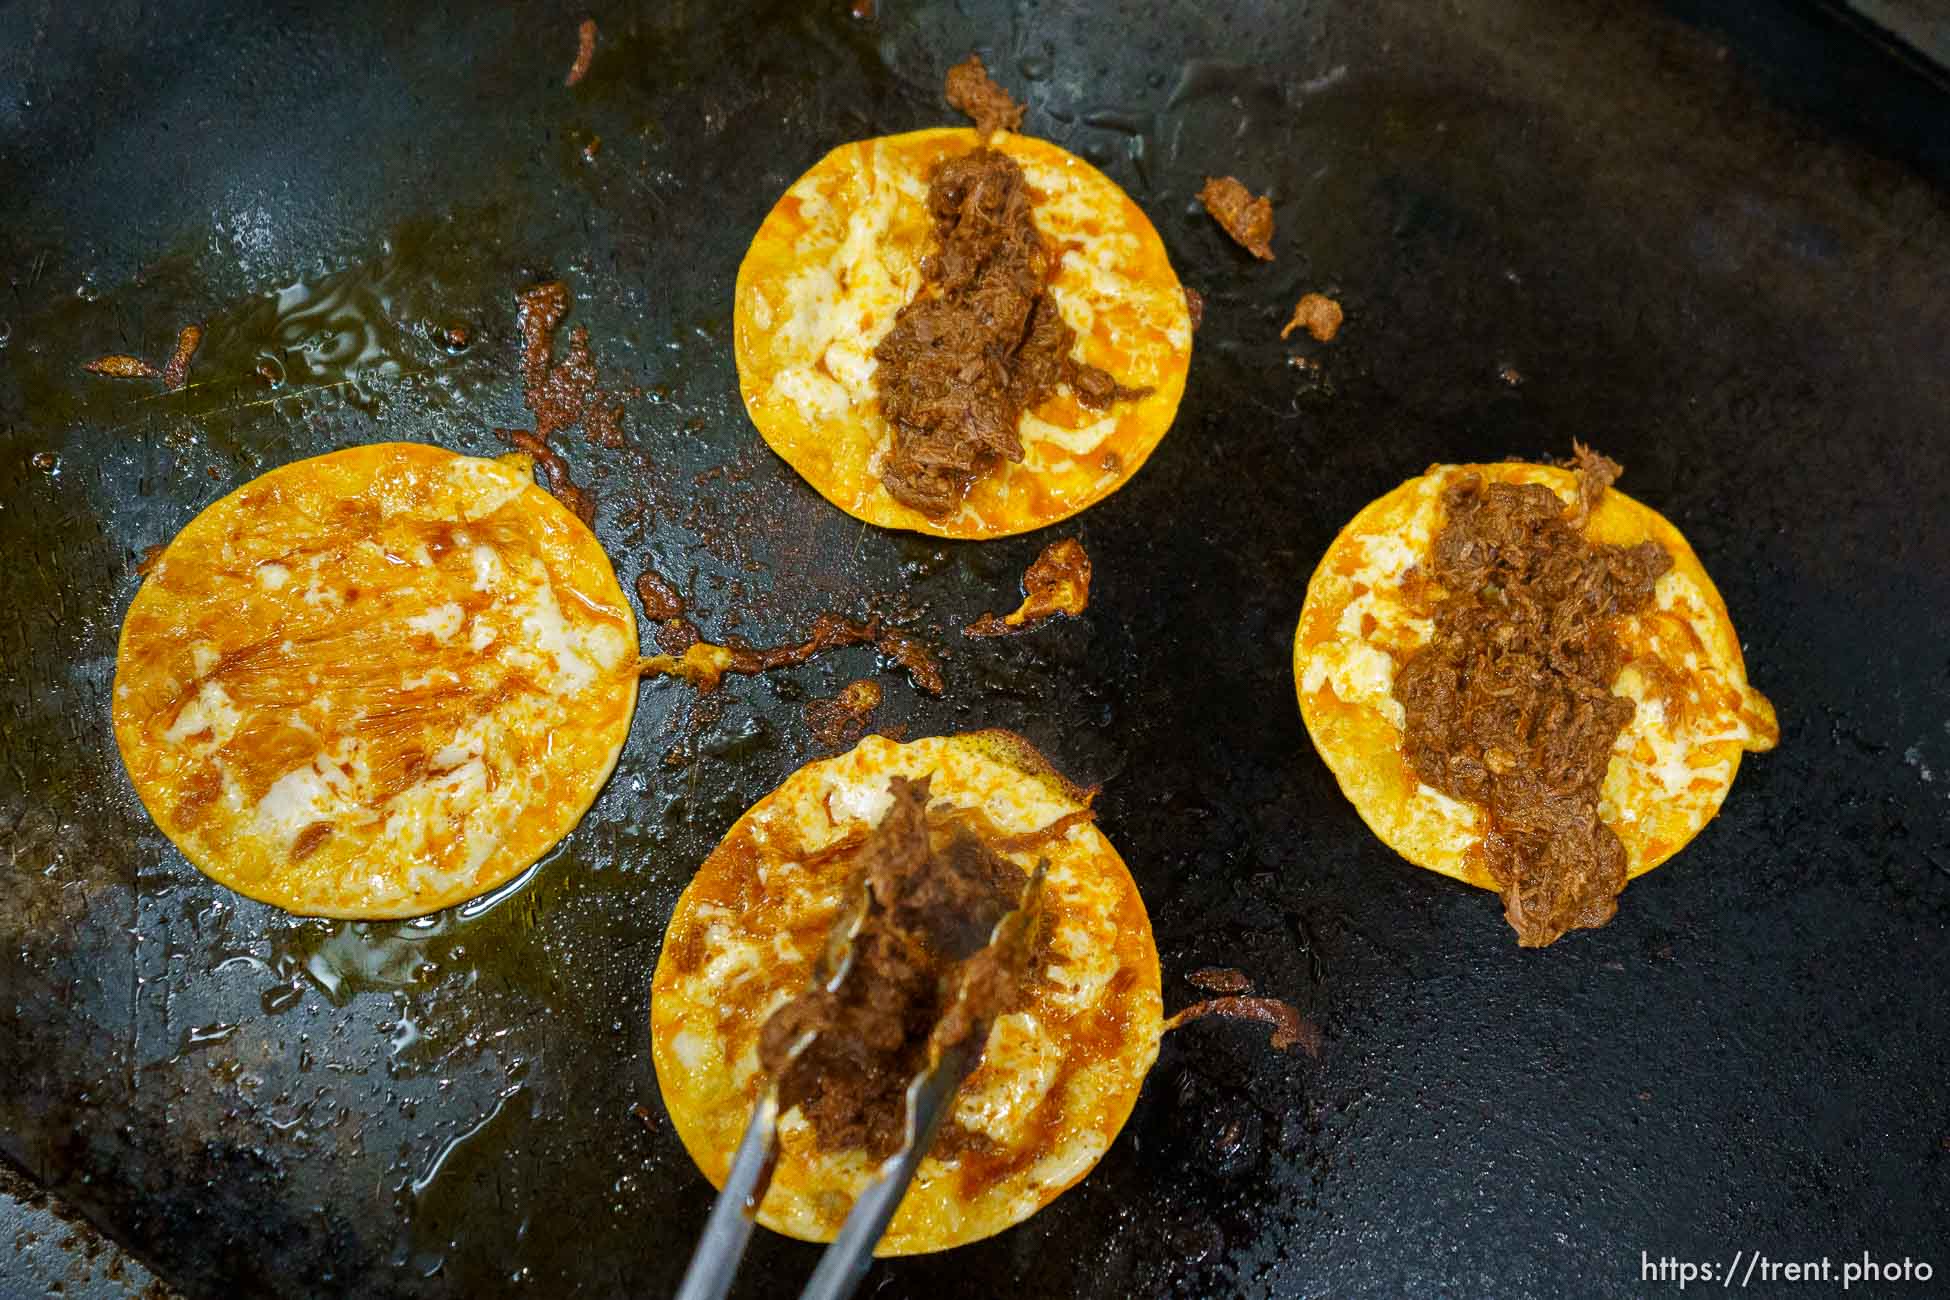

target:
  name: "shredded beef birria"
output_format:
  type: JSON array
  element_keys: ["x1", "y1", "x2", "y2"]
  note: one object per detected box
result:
[
  {"x1": 757, "y1": 776, "x2": 1029, "y2": 1157},
  {"x1": 1197, "y1": 176, "x2": 1275, "y2": 260},
  {"x1": 872, "y1": 138, "x2": 1148, "y2": 516},
  {"x1": 1391, "y1": 448, "x2": 1672, "y2": 947},
  {"x1": 943, "y1": 53, "x2": 1023, "y2": 138}
]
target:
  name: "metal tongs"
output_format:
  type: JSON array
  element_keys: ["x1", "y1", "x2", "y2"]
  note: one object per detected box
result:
[{"x1": 675, "y1": 861, "x2": 1047, "y2": 1300}]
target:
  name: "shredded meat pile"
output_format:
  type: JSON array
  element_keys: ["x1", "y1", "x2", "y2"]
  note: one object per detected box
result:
[
  {"x1": 757, "y1": 776, "x2": 1026, "y2": 1157},
  {"x1": 1391, "y1": 448, "x2": 1672, "y2": 947},
  {"x1": 873, "y1": 148, "x2": 1146, "y2": 516}
]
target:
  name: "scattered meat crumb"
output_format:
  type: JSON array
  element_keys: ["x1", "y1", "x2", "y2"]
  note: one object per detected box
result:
[
  {"x1": 1499, "y1": 364, "x2": 1524, "y2": 386},
  {"x1": 944, "y1": 53, "x2": 1024, "y2": 137},
  {"x1": 1184, "y1": 286, "x2": 1204, "y2": 332},
  {"x1": 1280, "y1": 293, "x2": 1342, "y2": 343},
  {"x1": 84, "y1": 355, "x2": 160, "y2": 380},
  {"x1": 804, "y1": 679, "x2": 884, "y2": 748},
  {"x1": 966, "y1": 538, "x2": 1092, "y2": 637},
  {"x1": 498, "y1": 428, "x2": 596, "y2": 523},
  {"x1": 30, "y1": 451, "x2": 57, "y2": 472},
  {"x1": 1167, "y1": 996, "x2": 1319, "y2": 1056},
  {"x1": 1197, "y1": 176, "x2": 1274, "y2": 260},
  {"x1": 582, "y1": 135, "x2": 602, "y2": 163},
  {"x1": 631, "y1": 1102, "x2": 659, "y2": 1131},
  {"x1": 1187, "y1": 967, "x2": 1252, "y2": 995},
  {"x1": 566, "y1": 18, "x2": 597, "y2": 87},
  {"x1": 849, "y1": 0, "x2": 875, "y2": 19},
  {"x1": 160, "y1": 323, "x2": 203, "y2": 390}
]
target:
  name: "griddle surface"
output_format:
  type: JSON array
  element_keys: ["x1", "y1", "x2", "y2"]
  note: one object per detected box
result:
[{"x1": 2, "y1": 2, "x2": 1947, "y2": 1296}]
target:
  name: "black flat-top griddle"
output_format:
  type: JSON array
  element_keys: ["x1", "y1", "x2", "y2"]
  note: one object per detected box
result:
[{"x1": 2, "y1": 1, "x2": 1947, "y2": 1297}]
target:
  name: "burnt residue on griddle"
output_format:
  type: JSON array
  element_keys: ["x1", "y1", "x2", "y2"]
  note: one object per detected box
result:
[
  {"x1": 514, "y1": 281, "x2": 627, "y2": 448},
  {"x1": 652, "y1": 617, "x2": 699, "y2": 656},
  {"x1": 1186, "y1": 966, "x2": 1252, "y2": 995},
  {"x1": 1392, "y1": 446, "x2": 1672, "y2": 947},
  {"x1": 45, "y1": 217, "x2": 610, "y2": 449},
  {"x1": 1197, "y1": 176, "x2": 1275, "y2": 260},
  {"x1": 966, "y1": 538, "x2": 1092, "y2": 637},
  {"x1": 1166, "y1": 996, "x2": 1319, "y2": 1057},
  {"x1": 758, "y1": 776, "x2": 1028, "y2": 1158},
  {"x1": 1168, "y1": 1066, "x2": 1267, "y2": 1179},
  {"x1": 634, "y1": 567, "x2": 685, "y2": 621},
  {"x1": 638, "y1": 611, "x2": 945, "y2": 696},
  {"x1": 872, "y1": 135, "x2": 1148, "y2": 515},
  {"x1": 497, "y1": 427, "x2": 595, "y2": 523},
  {"x1": 634, "y1": 565, "x2": 700, "y2": 656},
  {"x1": 873, "y1": 624, "x2": 946, "y2": 695},
  {"x1": 498, "y1": 280, "x2": 632, "y2": 520},
  {"x1": 804, "y1": 678, "x2": 883, "y2": 748}
]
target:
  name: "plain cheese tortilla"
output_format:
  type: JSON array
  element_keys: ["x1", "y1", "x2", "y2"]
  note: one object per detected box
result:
[{"x1": 112, "y1": 442, "x2": 639, "y2": 918}]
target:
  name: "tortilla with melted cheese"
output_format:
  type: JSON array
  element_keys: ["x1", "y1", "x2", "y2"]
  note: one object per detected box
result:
[
  {"x1": 1294, "y1": 461, "x2": 1778, "y2": 890},
  {"x1": 112, "y1": 442, "x2": 639, "y2": 918},
  {"x1": 651, "y1": 731, "x2": 1161, "y2": 1254},
  {"x1": 734, "y1": 127, "x2": 1193, "y2": 539}
]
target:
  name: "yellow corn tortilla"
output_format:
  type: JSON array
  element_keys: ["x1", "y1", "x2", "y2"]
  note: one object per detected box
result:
[{"x1": 112, "y1": 442, "x2": 639, "y2": 918}]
